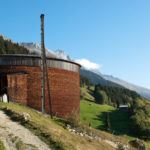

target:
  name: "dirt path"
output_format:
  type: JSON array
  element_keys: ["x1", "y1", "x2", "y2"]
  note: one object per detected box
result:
[{"x1": 0, "y1": 110, "x2": 50, "y2": 150}]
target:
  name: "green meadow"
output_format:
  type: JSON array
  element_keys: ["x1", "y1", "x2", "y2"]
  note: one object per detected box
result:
[{"x1": 80, "y1": 86, "x2": 130, "y2": 135}]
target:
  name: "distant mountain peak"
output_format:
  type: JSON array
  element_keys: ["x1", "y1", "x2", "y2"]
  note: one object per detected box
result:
[
  {"x1": 20, "y1": 42, "x2": 40, "y2": 48},
  {"x1": 19, "y1": 42, "x2": 71, "y2": 60},
  {"x1": 54, "y1": 49, "x2": 71, "y2": 60}
]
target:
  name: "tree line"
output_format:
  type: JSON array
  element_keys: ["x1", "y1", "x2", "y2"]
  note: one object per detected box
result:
[
  {"x1": 0, "y1": 35, "x2": 29, "y2": 54},
  {"x1": 93, "y1": 84, "x2": 140, "y2": 106},
  {"x1": 80, "y1": 75, "x2": 140, "y2": 106},
  {"x1": 130, "y1": 99, "x2": 150, "y2": 140}
]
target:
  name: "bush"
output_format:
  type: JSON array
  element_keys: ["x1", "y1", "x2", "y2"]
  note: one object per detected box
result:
[
  {"x1": 129, "y1": 139, "x2": 146, "y2": 150},
  {"x1": 130, "y1": 99, "x2": 150, "y2": 139},
  {"x1": 94, "y1": 89, "x2": 108, "y2": 104},
  {"x1": 117, "y1": 143, "x2": 125, "y2": 150}
]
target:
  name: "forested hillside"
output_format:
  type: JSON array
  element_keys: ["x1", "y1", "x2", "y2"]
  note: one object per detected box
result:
[
  {"x1": 94, "y1": 84, "x2": 140, "y2": 106},
  {"x1": 0, "y1": 35, "x2": 29, "y2": 54},
  {"x1": 80, "y1": 75, "x2": 141, "y2": 106}
]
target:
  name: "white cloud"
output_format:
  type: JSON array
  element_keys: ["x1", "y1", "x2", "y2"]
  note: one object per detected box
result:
[{"x1": 75, "y1": 58, "x2": 102, "y2": 71}]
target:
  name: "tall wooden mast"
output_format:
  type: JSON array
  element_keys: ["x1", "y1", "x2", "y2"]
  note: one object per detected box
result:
[
  {"x1": 40, "y1": 14, "x2": 46, "y2": 113},
  {"x1": 40, "y1": 14, "x2": 53, "y2": 118}
]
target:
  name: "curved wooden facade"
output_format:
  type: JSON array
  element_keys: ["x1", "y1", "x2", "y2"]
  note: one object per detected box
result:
[{"x1": 0, "y1": 55, "x2": 80, "y2": 117}]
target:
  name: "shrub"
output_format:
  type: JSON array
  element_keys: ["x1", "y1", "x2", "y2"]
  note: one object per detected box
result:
[{"x1": 130, "y1": 99, "x2": 150, "y2": 139}]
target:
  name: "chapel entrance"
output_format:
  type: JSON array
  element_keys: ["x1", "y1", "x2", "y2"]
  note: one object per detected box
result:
[{"x1": 0, "y1": 73, "x2": 8, "y2": 96}]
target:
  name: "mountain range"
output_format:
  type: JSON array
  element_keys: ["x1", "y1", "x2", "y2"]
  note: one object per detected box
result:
[
  {"x1": 103, "y1": 74, "x2": 150, "y2": 99},
  {"x1": 20, "y1": 42, "x2": 150, "y2": 99},
  {"x1": 20, "y1": 43, "x2": 71, "y2": 60}
]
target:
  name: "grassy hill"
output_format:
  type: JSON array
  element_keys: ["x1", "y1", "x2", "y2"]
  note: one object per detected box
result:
[
  {"x1": 0, "y1": 102, "x2": 121, "y2": 150},
  {"x1": 80, "y1": 97, "x2": 131, "y2": 135},
  {"x1": 0, "y1": 86, "x2": 149, "y2": 149},
  {"x1": 0, "y1": 100, "x2": 143, "y2": 150},
  {"x1": 80, "y1": 86, "x2": 130, "y2": 134},
  {"x1": 80, "y1": 86, "x2": 150, "y2": 149},
  {"x1": 80, "y1": 100, "x2": 115, "y2": 129}
]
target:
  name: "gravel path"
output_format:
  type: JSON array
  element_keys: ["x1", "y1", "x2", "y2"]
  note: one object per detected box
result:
[{"x1": 0, "y1": 110, "x2": 51, "y2": 150}]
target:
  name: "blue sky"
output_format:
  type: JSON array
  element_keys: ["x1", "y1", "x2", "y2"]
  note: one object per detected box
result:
[{"x1": 0, "y1": 0, "x2": 150, "y2": 88}]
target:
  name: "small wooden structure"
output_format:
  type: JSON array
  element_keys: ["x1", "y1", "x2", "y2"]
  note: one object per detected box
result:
[{"x1": 118, "y1": 104, "x2": 128, "y2": 111}]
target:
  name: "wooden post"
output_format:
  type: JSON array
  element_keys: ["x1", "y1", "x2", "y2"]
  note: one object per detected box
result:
[
  {"x1": 40, "y1": 14, "x2": 53, "y2": 118},
  {"x1": 40, "y1": 14, "x2": 46, "y2": 113}
]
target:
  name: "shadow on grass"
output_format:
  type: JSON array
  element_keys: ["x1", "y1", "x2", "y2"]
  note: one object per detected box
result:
[
  {"x1": 93, "y1": 109, "x2": 131, "y2": 135},
  {"x1": 88, "y1": 88, "x2": 94, "y2": 96},
  {"x1": 84, "y1": 98, "x2": 95, "y2": 103}
]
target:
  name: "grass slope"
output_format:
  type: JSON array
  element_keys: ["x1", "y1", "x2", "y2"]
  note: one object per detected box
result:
[
  {"x1": 0, "y1": 102, "x2": 116, "y2": 150},
  {"x1": 80, "y1": 100, "x2": 115, "y2": 129},
  {"x1": 81, "y1": 99, "x2": 131, "y2": 135},
  {"x1": 0, "y1": 140, "x2": 5, "y2": 150},
  {"x1": 0, "y1": 86, "x2": 149, "y2": 149},
  {"x1": 80, "y1": 86, "x2": 130, "y2": 134},
  {"x1": 80, "y1": 86, "x2": 150, "y2": 149}
]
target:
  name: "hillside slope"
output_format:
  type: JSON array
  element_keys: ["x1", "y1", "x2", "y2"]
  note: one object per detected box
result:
[
  {"x1": 103, "y1": 74, "x2": 150, "y2": 99},
  {"x1": 0, "y1": 110, "x2": 50, "y2": 150},
  {"x1": 80, "y1": 68, "x2": 150, "y2": 99},
  {"x1": 80, "y1": 86, "x2": 130, "y2": 133},
  {"x1": 0, "y1": 102, "x2": 119, "y2": 150},
  {"x1": 80, "y1": 86, "x2": 150, "y2": 149}
]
